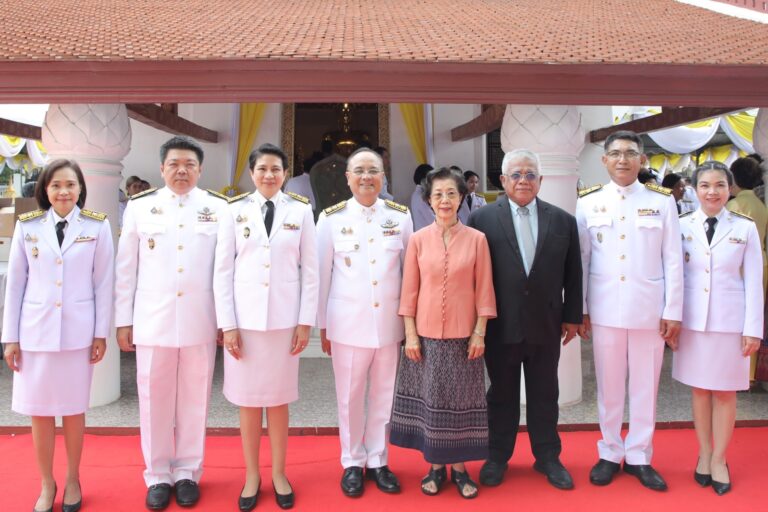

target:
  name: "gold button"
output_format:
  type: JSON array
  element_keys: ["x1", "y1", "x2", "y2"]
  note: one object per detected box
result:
[
  {"x1": 264, "y1": 263, "x2": 270, "y2": 268},
  {"x1": 56, "y1": 258, "x2": 62, "y2": 264},
  {"x1": 620, "y1": 255, "x2": 625, "y2": 260},
  {"x1": 372, "y1": 280, "x2": 378, "y2": 285},
  {"x1": 55, "y1": 280, "x2": 62, "y2": 287},
  {"x1": 705, "y1": 268, "x2": 710, "y2": 273},
  {"x1": 263, "y1": 245, "x2": 270, "y2": 249},
  {"x1": 177, "y1": 245, "x2": 183, "y2": 250},
  {"x1": 178, "y1": 203, "x2": 184, "y2": 208},
  {"x1": 178, "y1": 267, "x2": 183, "y2": 273},
  {"x1": 354, "y1": 244, "x2": 360, "y2": 250},
  {"x1": 367, "y1": 218, "x2": 372, "y2": 223},
  {"x1": 373, "y1": 302, "x2": 380, "y2": 307},
  {"x1": 705, "y1": 251, "x2": 710, "y2": 256},
  {"x1": 370, "y1": 259, "x2": 376, "y2": 264},
  {"x1": 619, "y1": 234, "x2": 626, "y2": 240},
  {"x1": 704, "y1": 288, "x2": 709, "y2": 292},
  {"x1": 620, "y1": 216, "x2": 625, "y2": 221},
  {"x1": 179, "y1": 224, "x2": 184, "y2": 228},
  {"x1": 55, "y1": 301, "x2": 61, "y2": 307},
  {"x1": 177, "y1": 291, "x2": 183, "y2": 297},
  {"x1": 369, "y1": 238, "x2": 374, "y2": 243},
  {"x1": 621, "y1": 196, "x2": 626, "y2": 200},
  {"x1": 620, "y1": 276, "x2": 626, "y2": 281},
  {"x1": 264, "y1": 283, "x2": 269, "y2": 287}
]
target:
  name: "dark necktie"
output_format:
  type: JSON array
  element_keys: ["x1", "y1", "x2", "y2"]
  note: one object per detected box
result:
[
  {"x1": 264, "y1": 200, "x2": 275, "y2": 236},
  {"x1": 467, "y1": 194, "x2": 473, "y2": 210},
  {"x1": 56, "y1": 220, "x2": 67, "y2": 247},
  {"x1": 705, "y1": 217, "x2": 717, "y2": 245}
]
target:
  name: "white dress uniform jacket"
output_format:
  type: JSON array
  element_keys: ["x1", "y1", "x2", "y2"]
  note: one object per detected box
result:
[
  {"x1": 680, "y1": 208, "x2": 763, "y2": 337},
  {"x1": 2, "y1": 206, "x2": 114, "y2": 351},
  {"x1": 115, "y1": 186, "x2": 227, "y2": 346},
  {"x1": 317, "y1": 198, "x2": 413, "y2": 348},
  {"x1": 576, "y1": 180, "x2": 684, "y2": 327},
  {"x1": 214, "y1": 190, "x2": 319, "y2": 331}
]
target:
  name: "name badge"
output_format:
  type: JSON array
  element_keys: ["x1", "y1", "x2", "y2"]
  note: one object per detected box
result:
[
  {"x1": 637, "y1": 208, "x2": 660, "y2": 217},
  {"x1": 729, "y1": 237, "x2": 746, "y2": 244},
  {"x1": 283, "y1": 223, "x2": 300, "y2": 231},
  {"x1": 382, "y1": 229, "x2": 400, "y2": 237},
  {"x1": 75, "y1": 235, "x2": 96, "y2": 243},
  {"x1": 197, "y1": 207, "x2": 217, "y2": 223}
]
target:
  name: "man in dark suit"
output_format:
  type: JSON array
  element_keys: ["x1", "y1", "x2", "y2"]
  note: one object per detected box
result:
[{"x1": 467, "y1": 148, "x2": 582, "y2": 490}]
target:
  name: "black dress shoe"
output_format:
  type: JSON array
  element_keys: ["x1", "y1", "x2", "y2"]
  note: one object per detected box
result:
[
  {"x1": 62, "y1": 481, "x2": 82, "y2": 512},
  {"x1": 589, "y1": 459, "x2": 620, "y2": 486},
  {"x1": 146, "y1": 484, "x2": 172, "y2": 510},
  {"x1": 175, "y1": 479, "x2": 200, "y2": 507},
  {"x1": 479, "y1": 460, "x2": 508, "y2": 487},
  {"x1": 238, "y1": 484, "x2": 259, "y2": 512},
  {"x1": 533, "y1": 459, "x2": 574, "y2": 490},
  {"x1": 366, "y1": 466, "x2": 401, "y2": 493},
  {"x1": 712, "y1": 464, "x2": 731, "y2": 496},
  {"x1": 694, "y1": 470, "x2": 712, "y2": 487},
  {"x1": 623, "y1": 463, "x2": 668, "y2": 491},
  {"x1": 273, "y1": 481, "x2": 295, "y2": 509},
  {"x1": 340, "y1": 467, "x2": 364, "y2": 497},
  {"x1": 33, "y1": 483, "x2": 56, "y2": 512}
]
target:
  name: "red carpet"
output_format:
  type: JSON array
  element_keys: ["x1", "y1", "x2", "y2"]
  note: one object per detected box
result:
[{"x1": 0, "y1": 428, "x2": 765, "y2": 512}]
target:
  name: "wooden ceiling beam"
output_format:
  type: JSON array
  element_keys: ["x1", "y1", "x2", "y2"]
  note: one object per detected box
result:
[
  {"x1": 588, "y1": 107, "x2": 745, "y2": 143},
  {"x1": 0, "y1": 118, "x2": 42, "y2": 139},
  {"x1": 126, "y1": 103, "x2": 218, "y2": 143},
  {"x1": 451, "y1": 104, "x2": 506, "y2": 141}
]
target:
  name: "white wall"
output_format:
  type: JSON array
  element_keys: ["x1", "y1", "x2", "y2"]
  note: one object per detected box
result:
[{"x1": 578, "y1": 106, "x2": 614, "y2": 186}]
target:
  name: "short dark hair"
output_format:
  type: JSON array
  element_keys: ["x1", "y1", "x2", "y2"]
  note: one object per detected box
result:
[
  {"x1": 661, "y1": 173, "x2": 682, "y2": 189},
  {"x1": 747, "y1": 152, "x2": 764, "y2": 164},
  {"x1": 637, "y1": 168, "x2": 656, "y2": 184},
  {"x1": 413, "y1": 164, "x2": 434, "y2": 185},
  {"x1": 692, "y1": 161, "x2": 733, "y2": 187},
  {"x1": 604, "y1": 130, "x2": 644, "y2": 153},
  {"x1": 730, "y1": 157, "x2": 762, "y2": 189},
  {"x1": 463, "y1": 170, "x2": 479, "y2": 181},
  {"x1": 448, "y1": 165, "x2": 463, "y2": 173},
  {"x1": 160, "y1": 136, "x2": 204, "y2": 164},
  {"x1": 249, "y1": 143, "x2": 288, "y2": 170},
  {"x1": 35, "y1": 158, "x2": 87, "y2": 210},
  {"x1": 421, "y1": 167, "x2": 468, "y2": 203}
]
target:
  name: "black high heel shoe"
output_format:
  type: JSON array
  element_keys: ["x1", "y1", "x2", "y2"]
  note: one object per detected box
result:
[
  {"x1": 62, "y1": 481, "x2": 82, "y2": 512},
  {"x1": 238, "y1": 483, "x2": 260, "y2": 512},
  {"x1": 694, "y1": 458, "x2": 712, "y2": 487},
  {"x1": 33, "y1": 483, "x2": 56, "y2": 512},
  {"x1": 711, "y1": 464, "x2": 731, "y2": 496},
  {"x1": 273, "y1": 480, "x2": 295, "y2": 510}
]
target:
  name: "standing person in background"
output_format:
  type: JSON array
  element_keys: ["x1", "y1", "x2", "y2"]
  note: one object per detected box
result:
[
  {"x1": 673, "y1": 162, "x2": 763, "y2": 495},
  {"x1": 214, "y1": 143, "x2": 318, "y2": 511},
  {"x1": 316, "y1": 147, "x2": 413, "y2": 498},
  {"x1": 680, "y1": 176, "x2": 700, "y2": 214},
  {"x1": 576, "y1": 130, "x2": 682, "y2": 492},
  {"x1": 661, "y1": 173, "x2": 686, "y2": 214},
  {"x1": 374, "y1": 146, "x2": 394, "y2": 201},
  {"x1": 410, "y1": 164, "x2": 434, "y2": 231},
  {"x1": 463, "y1": 170, "x2": 487, "y2": 214},
  {"x1": 115, "y1": 136, "x2": 228, "y2": 510},
  {"x1": 284, "y1": 167, "x2": 317, "y2": 212},
  {"x1": 3, "y1": 159, "x2": 113, "y2": 512}
]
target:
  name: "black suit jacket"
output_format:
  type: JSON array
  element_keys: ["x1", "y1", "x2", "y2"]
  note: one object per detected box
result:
[{"x1": 467, "y1": 197, "x2": 582, "y2": 346}]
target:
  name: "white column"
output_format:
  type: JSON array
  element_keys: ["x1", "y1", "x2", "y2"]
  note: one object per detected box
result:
[
  {"x1": 500, "y1": 105, "x2": 585, "y2": 406},
  {"x1": 42, "y1": 104, "x2": 132, "y2": 407}
]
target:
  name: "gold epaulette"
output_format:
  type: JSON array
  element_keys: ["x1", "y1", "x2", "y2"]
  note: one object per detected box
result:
[
  {"x1": 80, "y1": 209, "x2": 107, "y2": 221},
  {"x1": 286, "y1": 191, "x2": 310, "y2": 204},
  {"x1": 384, "y1": 200, "x2": 408, "y2": 213},
  {"x1": 679, "y1": 211, "x2": 694, "y2": 218},
  {"x1": 207, "y1": 189, "x2": 230, "y2": 201},
  {"x1": 18, "y1": 209, "x2": 45, "y2": 222},
  {"x1": 129, "y1": 188, "x2": 158, "y2": 200},
  {"x1": 228, "y1": 192, "x2": 251, "y2": 204},
  {"x1": 645, "y1": 183, "x2": 672, "y2": 196},
  {"x1": 578, "y1": 184, "x2": 603, "y2": 198},
  {"x1": 730, "y1": 210, "x2": 754, "y2": 222},
  {"x1": 323, "y1": 201, "x2": 347, "y2": 216}
]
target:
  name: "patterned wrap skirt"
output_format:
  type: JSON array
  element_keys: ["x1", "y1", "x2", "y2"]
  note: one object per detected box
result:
[{"x1": 390, "y1": 336, "x2": 489, "y2": 464}]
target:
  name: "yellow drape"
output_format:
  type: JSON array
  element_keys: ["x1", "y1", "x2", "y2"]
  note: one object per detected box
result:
[
  {"x1": 648, "y1": 154, "x2": 667, "y2": 170},
  {"x1": 225, "y1": 103, "x2": 266, "y2": 195},
  {"x1": 399, "y1": 104, "x2": 427, "y2": 164},
  {"x1": 724, "y1": 113, "x2": 755, "y2": 142}
]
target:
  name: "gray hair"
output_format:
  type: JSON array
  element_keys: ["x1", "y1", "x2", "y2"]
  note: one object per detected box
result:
[{"x1": 501, "y1": 149, "x2": 542, "y2": 176}]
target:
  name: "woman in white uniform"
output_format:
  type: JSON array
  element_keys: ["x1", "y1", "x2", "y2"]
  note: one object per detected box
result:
[
  {"x1": 2, "y1": 159, "x2": 114, "y2": 512},
  {"x1": 672, "y1": 161, "x2": 763, "y2": 496},
  {"x1": 463, "y1": 170, "x2": 487, "y2": 214},
  {"x1": 214, "y1": 143, "x2": 318, "y2": 511}
]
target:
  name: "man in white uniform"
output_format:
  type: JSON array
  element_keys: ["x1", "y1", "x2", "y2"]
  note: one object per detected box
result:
[
  {"x1": 317, "y1": 147, "x2": 413, "y2": 497},
  {"x1": 576, "y1": 130, "x2": 683, "y2": 492},
  {"x1": 115, "y1": 136, "x2": 229, "y2": 510}
]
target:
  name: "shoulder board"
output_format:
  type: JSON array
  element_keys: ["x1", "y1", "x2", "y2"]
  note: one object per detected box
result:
[
  {"x1": 227, "y1": 192, "x2": 251, "y2": 204},
  {"x1": 645, "y1": 183, "x2": 672, "y2": 196},
  {"x1": 323, "y1": 201, "x2": 347, "y2": 216},
  {"x1": 384, "y1": 200, "x2": 408, "y2": 213},
  {"x1": 129, "y1": 188, "x2": 158, "y2": 200},
  {"x1": 679, "y1": 211, "x2": 693, "y2": 218},
  {"x1": 207, "y1": 189, "x2": 230, "y2": 201},
  {"x1": 80, "y1": 209, "x2": 107, "y2": 221},
  {"x1": 578, "y1": 184, "x2": 603, "y2": 198},
  {"x1": 286, "y1": 191, "x2": 310, "y2": 204},
  {"x1": 18, "y1": 209, "x2": 45, "y2": 222},
  {"x1": 730, "y1": 210, "x2": 754, "y2": 222}
]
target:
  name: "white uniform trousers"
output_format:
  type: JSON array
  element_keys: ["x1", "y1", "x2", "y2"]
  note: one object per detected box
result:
[
  {"x1": 136, "y1": 343, "x2": 216, "y2": 486},
  {"x1": 331, "y1": 341, "x2": 399, "y2": 469},
  {"x1": 592, "y1": 324, "x2": 665, "y2": 465}
]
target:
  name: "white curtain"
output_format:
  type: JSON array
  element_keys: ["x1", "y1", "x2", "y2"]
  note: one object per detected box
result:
[
  {"x1": 26, "y1": 139, "x2": 48, "y2": 167},
  {"x1": 647, "y1": 118, "x2": 720, "y2": 154},
  {"x1": 0, "y1": 136, "x2": 26, "y2": 158},
  {"x1": 721, "y1": 116, "x2": 755, "y2": 154}
]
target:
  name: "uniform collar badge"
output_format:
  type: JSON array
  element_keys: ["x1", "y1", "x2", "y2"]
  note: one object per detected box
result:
[
  {"x1": 341, "y1": 227, "x2": 353, "y2": 235},
  {"x1": 243, "y1": 227, "x2": 251, "y2": 239},
  {"x1": 151, "y1": 206, "x2": 163, "y2": 215},
  {"x1": 24, "y1": 233, "x2": 38, "y2": 243},
  {"x1": 236, "y1": 215, "x2": 248, "y2": 223},
  {"x1": 381, "y1": 218, "x2": 399, "y2": 229}
]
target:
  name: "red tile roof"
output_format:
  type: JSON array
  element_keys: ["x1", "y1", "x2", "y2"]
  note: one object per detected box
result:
[{"x1": 0, "y1": 0, "x2": 765, "y2": 65}]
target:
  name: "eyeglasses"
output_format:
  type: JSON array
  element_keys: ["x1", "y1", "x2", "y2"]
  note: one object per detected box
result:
[
  {"x1": 350, "y1": 169, "x2": 382, "y2": 176},
  {"x1": 605, "y1": 150, "x2": 641, "y2": 160},
  {"x1": 503, "y1": 172, "x2": 539, "y2": 182},
  {"x1": 430, "y1": 191, "x2": 461, "y2": 201}
]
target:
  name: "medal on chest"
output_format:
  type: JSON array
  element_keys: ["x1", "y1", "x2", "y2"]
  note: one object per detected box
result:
[{"x1": 148, "y1": 238, "x2": 155, "y2": 250}]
